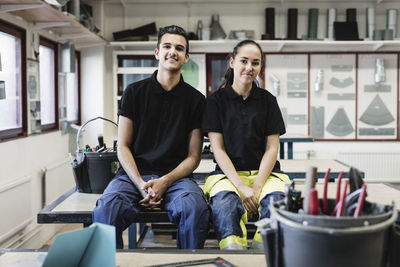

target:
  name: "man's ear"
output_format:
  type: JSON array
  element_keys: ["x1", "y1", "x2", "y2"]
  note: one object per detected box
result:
[
  {"x1": 184, "y1": 53, "x2": 190, "y2": 64},
  {"x1": 154, "y1": 48, "x2": 159, "y2": 60}
]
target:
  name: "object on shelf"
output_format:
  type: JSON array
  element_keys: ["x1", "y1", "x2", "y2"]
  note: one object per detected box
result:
[
  {"x1": 386, "y1": 9, "x2": 398, "y2": 38},
  {"x1": 373, "y1": 29, "x2": 385, "y2": 40},
  {"x1": 202, "y1": 27, "x2": 210, "y2": 40},
  {"x1": 210, "y1": 14, "x2": 226, "y2": 40},
  {"x1": 314, "y1": 69, "x2": 324, "y2": 93},
  {"x1": 384, "y1": 29, "x2": 394, "y2": 40},
  {"x1": 359, "y1": 94, "x2": 394, "y2": 126},
  {"x1": 112, "y1": 22, "x2": 157, "y2": 41},
  {"x1": 366, "y1": 7, "x2": 376, "y2": 40},
  {"x1": 374, "y1": 58, "x2": 385, "y2": 84},
  {"x1": 269, "y1": 74, "x2": 280, "y2": 97},
  {"x1": 305, "y1": 8, "x2": 319, "y2": 40},
  {"x1": 228, "y1": 30, "x2": 255, "y2": 40},
  {"x1": 326, "y1": 107, "x2": 354, "y2": 137},
  {"x1": 346, "y1": 8, "x2": 357, "y2": 23},
  {"x1": 263, "y1": 8, "x2": 275, "y2": 40},
  {"x1": 287, "y1": 8, "x2": 298, "y2": 40},
  {"x1": 334, "y1": 21, "x2": 361, "y2": 41},
  {"x1": 196, "y1": 20, "x2": 203, "y2": 40},
  {"x1": 326, "y1": 8, "x2": 337, "y2": 40},
  {"x1": 44, "y1": 0, "x2": 70, "y2": 6}
]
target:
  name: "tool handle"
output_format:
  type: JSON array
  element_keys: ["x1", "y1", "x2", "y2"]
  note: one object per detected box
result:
[
  {"x1": 354, "y1": 184, "x2": 367, "y2": 217},
  {"x1": 323, "y1": 168, "x2": 331, "y2": 213},
  {"x1": 336, "y1": 179, "x2": 349, "y2": 218},
  {"x1": 309, "y1": 189, "x2": 319, "y2": 215},
  {"x1": 335, "y1": 171, "x2": 344, "y2": 205},
  {"x1": 304, "y1": 166, "x2": 317, "y2": 214}
]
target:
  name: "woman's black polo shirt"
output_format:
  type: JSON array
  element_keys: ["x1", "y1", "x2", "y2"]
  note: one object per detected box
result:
[
  {"x1": 118, "y1": 70, "x2": 205, "y2": 176},
  {"x1": 202, "y1": 83, "x2": 285, "y2": 171}
]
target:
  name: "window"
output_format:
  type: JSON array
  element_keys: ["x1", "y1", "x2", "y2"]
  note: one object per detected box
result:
[
  {"x1": 0, "y1": 20, "x2": 26, "y2": 140},
  {"x1": 39, "y1": 37, "x2": 58, "y2": 131},
  {"x1": 117, "y1": 55, "x2": 157, "y2": 95}
]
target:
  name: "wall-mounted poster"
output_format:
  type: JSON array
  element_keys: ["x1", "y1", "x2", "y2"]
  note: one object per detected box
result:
[
  {"x1": 310, "y1": 54, "x2": 356, "y2": 140},
  {"x1": 357, "y1": 53, "x2": 398, "y2": 140},
  {"x1": 265, "y1": 54, "x2": 308, "y2": 135},
  {"x1": 27, "y1": 59, "x2": 41, "y2": 133}
]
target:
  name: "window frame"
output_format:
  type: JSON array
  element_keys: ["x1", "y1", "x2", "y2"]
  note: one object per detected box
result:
[
  {"x1": 73, "y1": 50, "x2": 81, "y2": 125},
  {"x1": 39, "y1": 36, "x2": 58, "y2": 132},
  {"x1": 0, "y1": 19, "x2": 27, "y2": 141}
]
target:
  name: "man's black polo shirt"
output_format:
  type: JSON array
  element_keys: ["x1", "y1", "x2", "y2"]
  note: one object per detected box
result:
[
  {"x1": 118, "y1": 70, "x2": 205, "y2": 176},
  {"x1": 202, "y1": 83, "x2": 285, "y2": 171}
]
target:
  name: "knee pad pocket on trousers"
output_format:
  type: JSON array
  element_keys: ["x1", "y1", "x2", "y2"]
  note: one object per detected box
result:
[
  {"x1": 210, "y1": 191, "x2": 245, "y2": 240},
  {"x1": 259, "y1": 191, "x2": 285, "y2": 219}
]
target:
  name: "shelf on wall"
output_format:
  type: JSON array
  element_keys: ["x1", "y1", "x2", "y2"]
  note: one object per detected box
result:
[
  {"x1": 0, "y1": 0, "x2": 107, "y2": 48},
  {"x1": 110, "y1": 40, "x2": 400, "y2": 53}
]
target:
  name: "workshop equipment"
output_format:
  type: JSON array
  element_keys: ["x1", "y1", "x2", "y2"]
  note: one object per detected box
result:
[
  {"x1": 256, "y1": 177, "x2": 399, "y2": 267},
  {"x1": 70, "y1": 117, "x2": 119, "y2": 193}
]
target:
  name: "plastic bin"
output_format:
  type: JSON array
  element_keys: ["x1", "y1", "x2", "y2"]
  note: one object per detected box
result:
[
  {"x1": 71, "y1": 117, "x2": 119, "y2": 194},
  {"x1": 256, "y1": 199, "x2": 399, "y2": 267}
]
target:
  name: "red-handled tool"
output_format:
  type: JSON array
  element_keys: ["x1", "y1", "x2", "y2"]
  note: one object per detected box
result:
[
  {"x1": 336, "y1": 179, "x2": 349, "y2": 218},
  {"x1": 335, "y1": 172, "x2": 344, "y2": 205},
  {"x1": 309, "y1": 188, "x2": 319, "y2": 215},
  {"x1": 354, "y1": 184, "x2": 367, "y2": 217},
  {"x1": 322, "y1": 168, "x2": 331, "y2": 213}
]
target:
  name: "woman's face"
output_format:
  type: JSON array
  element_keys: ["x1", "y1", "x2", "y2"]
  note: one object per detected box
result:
[{"x1": 230, "y1": 44, "x2": 262, "y2": 87}]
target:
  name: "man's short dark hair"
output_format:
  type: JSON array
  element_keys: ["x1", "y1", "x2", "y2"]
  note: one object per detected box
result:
[{"x1": 157, "y1": 25, "x2": 189, "y2": 54}]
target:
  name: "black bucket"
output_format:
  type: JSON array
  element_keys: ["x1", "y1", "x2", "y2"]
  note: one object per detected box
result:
[
  {"x1": 256, "y1": 200, "x2": 399, "y2": 267},
  {"x1": 72, "y1": 151, "x2": 119, "y2": 193}
]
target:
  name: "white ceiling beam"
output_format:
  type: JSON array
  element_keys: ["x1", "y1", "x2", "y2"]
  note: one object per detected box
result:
[
  {"x1": 57, "y1": 33, "x2": 90, "y2": 41},
  {"x1": 33, "y1": 21, "x2": 71, "y2": 30},
  {"x1": 0, "y1": 4, "x2": 43, "y2": 13}
]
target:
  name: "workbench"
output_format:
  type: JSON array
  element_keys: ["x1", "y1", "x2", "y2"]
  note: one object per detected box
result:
[{"x1": 279, "y1": 133, "x2": 314, "y2": 159}]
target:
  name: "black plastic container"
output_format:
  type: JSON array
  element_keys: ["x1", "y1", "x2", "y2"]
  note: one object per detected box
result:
[
  {"x1": 71, "y1": 117, "x2": 119, "y2": 194},
  {"x1": 256, "y1": 200, "x2": 398, "y2": 267},
  {"x1": 72, "y1": 151, "x2": 119, "y2": 193}
]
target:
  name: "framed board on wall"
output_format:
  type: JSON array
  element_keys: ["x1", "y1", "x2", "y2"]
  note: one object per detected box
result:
[
  {"x1": 310, "y1": 54, "x2": 357, "y2": 140},
  {"x1": 265, "y1": 53, "x2": 309, "y2": 136},
  {"x1": 357, "y1": 53, "x2": 398, "y2": 140}
]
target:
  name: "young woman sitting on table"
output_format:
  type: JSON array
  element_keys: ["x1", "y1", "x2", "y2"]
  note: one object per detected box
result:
[{"x1": 202, "y1": 39, "x2": 290, "y2": 250}]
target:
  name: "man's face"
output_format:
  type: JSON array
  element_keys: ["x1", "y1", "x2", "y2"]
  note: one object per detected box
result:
[{"x1": 155, "y1": 33, "x2": 189, "y2": 72}]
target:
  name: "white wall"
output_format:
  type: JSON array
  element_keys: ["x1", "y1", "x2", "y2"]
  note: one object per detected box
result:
[{"x1": 0, "y1": 13, "x2": 77, "y2": 248}]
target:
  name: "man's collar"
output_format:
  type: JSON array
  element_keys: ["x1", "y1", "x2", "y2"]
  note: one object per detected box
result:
[{"x1": 151, "y1": 70, "x2": 184, "y2": 96}]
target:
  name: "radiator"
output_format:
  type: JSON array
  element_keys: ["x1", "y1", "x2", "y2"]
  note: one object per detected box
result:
[
  {"x1": 42, "y1": 158, "x2": 76, "y2": 206},
  {"x1": 336, "y1": 152, "x2": 400, "y2": 180},
  {"x1": 0, "y1": 176, "x2": 33, "y2": 244}
]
